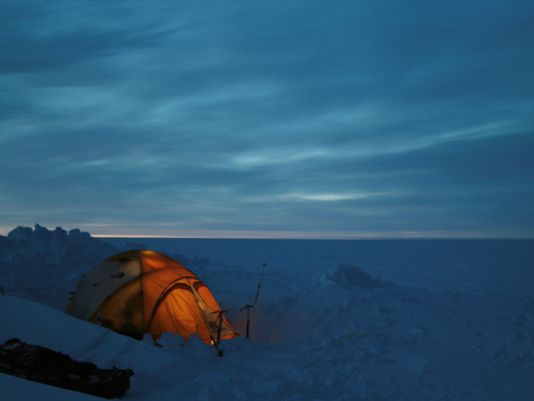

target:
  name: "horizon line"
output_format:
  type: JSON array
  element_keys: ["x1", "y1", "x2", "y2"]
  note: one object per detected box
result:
[
  {"x1": 1, "y1": 225, "x2": 532, "y2": 240},
  {"x1": 92, "y1": 234, "x2": 534, "y2": 240}
]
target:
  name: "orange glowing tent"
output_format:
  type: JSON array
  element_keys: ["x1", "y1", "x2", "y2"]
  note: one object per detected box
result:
[{"x1": 66, "y1": 250, "x2": 238, "y2": 345}]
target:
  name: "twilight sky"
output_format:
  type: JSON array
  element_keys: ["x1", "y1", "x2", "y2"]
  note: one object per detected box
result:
[{"x1": 1, "y1": 1, "x2": 533, "y2": 238}]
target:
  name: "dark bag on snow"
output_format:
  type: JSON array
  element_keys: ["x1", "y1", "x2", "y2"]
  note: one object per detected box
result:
[{"x1": 0, "y1": 338, "x2": 134, "y2": 399}]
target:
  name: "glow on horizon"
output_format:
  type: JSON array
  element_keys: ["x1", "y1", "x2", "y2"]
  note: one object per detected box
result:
[{"x1": 89, "y1": 230, "x2": 526, "y2": 240}]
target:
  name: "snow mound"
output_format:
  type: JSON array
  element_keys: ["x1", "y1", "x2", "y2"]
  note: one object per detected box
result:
[{"x1": 326, "y1": 263, "x2": 388, "y2": 289}]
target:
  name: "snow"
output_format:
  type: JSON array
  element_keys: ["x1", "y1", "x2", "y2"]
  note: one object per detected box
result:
[
  {"x1": 1, "y1": 228, "x2": 534, "y2": 400},
  {"x1": 0, "y1": 374, "x2": 102, "y2": 401}
]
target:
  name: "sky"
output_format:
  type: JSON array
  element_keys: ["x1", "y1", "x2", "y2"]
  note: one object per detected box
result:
[{"x1": 1, "y1": 0, "x2": 533, "y2": 238}]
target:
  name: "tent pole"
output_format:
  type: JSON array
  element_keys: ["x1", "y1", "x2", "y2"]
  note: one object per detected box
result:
[
  {"x1": 253, "y1": 263, "x2": 267, "y2": 306},
  {"x1": 215, "y1": 310, "x2": 227, "y2": 357},
  {"x1": 240, "y1": 304, "x2": 254, "y2": 340}
]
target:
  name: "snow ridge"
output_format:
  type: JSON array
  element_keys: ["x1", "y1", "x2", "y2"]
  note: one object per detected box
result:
[{"x1": 0, "y1": 224, "x2": 117, "y2": 308}]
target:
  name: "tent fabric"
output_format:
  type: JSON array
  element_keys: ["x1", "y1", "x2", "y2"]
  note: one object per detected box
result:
[{"x1": 67, "y1": 250, "x2": 238, "y2": 345}]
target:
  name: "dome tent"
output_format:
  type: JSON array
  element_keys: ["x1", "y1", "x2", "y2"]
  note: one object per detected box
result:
[{"x1": 66, "y1": 250, "x2": 238, "y2": 345}]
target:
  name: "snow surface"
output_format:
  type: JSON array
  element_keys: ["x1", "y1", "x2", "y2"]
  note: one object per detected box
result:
[
  {"x1": 1, "y1": 228, "x2": 534, "y2": 400},
  {"x1": 0, "y1": 374, "x2": 102, "y2": 401}
]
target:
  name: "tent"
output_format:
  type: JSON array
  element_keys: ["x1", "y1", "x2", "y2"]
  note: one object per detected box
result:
[{"x1": 66, "y1": 250, "x2": 238, "y2": 345}]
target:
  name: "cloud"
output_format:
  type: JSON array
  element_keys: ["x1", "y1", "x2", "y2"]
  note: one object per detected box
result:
[{"x1": 1, "y1": 0, "x2": 533, "y2": 237}]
